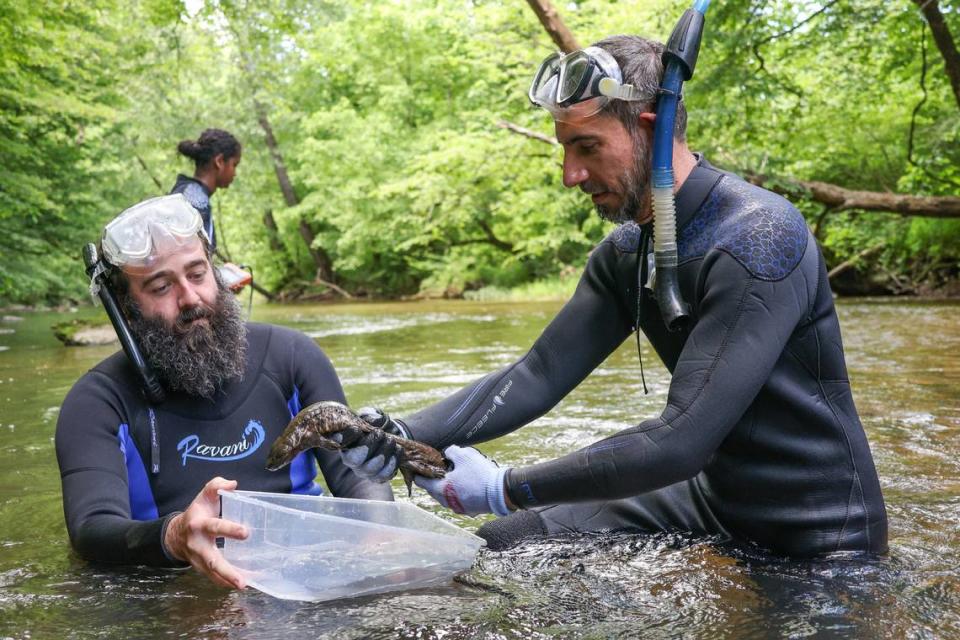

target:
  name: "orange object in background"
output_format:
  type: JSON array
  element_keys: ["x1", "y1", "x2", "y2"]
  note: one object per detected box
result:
[{"x1": 218, "y1": 262, "x2": 252, "y2": 292}]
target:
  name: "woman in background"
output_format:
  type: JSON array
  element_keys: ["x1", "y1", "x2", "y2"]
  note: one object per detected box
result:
[{"x1": 170, "y1": 128, "x2": 242, "y2": 252}]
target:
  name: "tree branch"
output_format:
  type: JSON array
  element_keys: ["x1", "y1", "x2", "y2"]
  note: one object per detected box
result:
[
  {"x1": 496, "y1": 120, "x2": 960, "y2": 218},
  {"x1": 908, "y1": 22, "x2": 929, "y2": 166},
  {"x1": 496, "y1": 120, "x2": 558, "y2": 146},
  {"x1": 313, "y1": 275, "x2": 354, "y2": 299},
  {"x1": 751, "y1": 0, "x2": 839, "y2": 72},
  {"x1": 524, "y1": 0, "x2": 580, "y2": 53},
  {"x1": 912, "y1": 0, "x2": 960, "y2": 111},
  {"x1": 134, "y1": 153, "x2": 165, "y2": 191},
  {"x1": 477, "y1": 220, "x2": 516, "y2": 253},
  {"x1": 746, "y1": 175, "x2": 960, "y2": 219},
  {"x1": 827, "y1": 243, "x2": 884, "y2": 280}
]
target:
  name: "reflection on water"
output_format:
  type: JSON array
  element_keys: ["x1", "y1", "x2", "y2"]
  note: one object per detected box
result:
[{"x1": 0, "y1": 299, "x2": 958, "y2": 638}]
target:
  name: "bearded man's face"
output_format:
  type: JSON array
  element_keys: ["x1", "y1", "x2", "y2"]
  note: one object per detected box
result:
[
  {"x1": 120, "y1": 240, "x2": 246, "y2": 398},
  {"x1": 123, "y1": 284, "x2": 246, "y2": 398}
]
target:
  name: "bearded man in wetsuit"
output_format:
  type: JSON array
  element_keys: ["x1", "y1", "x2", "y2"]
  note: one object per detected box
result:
[
  {"x1": 336, "y1": 35, "x2": 888, "y2": 558},
  {"x1": 55, "y1": 195, "x2": 391, "y2": 589}
]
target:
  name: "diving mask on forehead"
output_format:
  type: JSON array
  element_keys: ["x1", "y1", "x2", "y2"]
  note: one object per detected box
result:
[
  {"x1": 101, "y1": 194, "x2": 208, "y2": 273},
  {"x1": 528, "y1": 46, "x2": 645, "y2": 121}
]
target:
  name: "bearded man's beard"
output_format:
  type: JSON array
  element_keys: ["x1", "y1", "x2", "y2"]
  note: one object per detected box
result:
[
  {"x1": 593, "y1": 131, "x2": 652, "y2": 224},
  {"x1": 123, "y1": 285, "x2": 247, "y2": 399}
]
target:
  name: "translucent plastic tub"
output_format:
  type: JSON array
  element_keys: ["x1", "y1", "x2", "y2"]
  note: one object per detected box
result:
[{"x1": 218, "y1": 490, "x2": 484, "y2": 602}]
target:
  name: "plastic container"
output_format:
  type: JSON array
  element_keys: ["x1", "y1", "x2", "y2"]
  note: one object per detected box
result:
[{"x1": 218, "y1": 490, "x2": 484, "y2": 602}]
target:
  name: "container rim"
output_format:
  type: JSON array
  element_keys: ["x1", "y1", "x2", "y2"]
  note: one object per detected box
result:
[{"x1": 218, "y1": 489, "x2": 486, "y2": 546}]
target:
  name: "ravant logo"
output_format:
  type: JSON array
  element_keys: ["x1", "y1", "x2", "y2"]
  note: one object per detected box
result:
[
  {"x1": 177, "y1": 420, "x2": 265, "y2": 466},
  {"x1": 465, "y1": 379, "x2": 513, "y2": 440}
]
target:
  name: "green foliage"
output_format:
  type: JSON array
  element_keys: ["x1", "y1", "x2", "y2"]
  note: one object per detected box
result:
[
  {"x1": 687, "y1": 0, "x2": 959, "y2": 291},
  {"x1": 0, "y1": 0, "x2": 957, "y2": 305}
]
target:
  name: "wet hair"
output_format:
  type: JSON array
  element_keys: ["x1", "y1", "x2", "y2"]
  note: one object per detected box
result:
[
  {"x1": 592, "y1": 35, "x2": 687, "y2": 142},
  {"x1": 176, "y1": 128, "x2": 241, "y2": 168}
]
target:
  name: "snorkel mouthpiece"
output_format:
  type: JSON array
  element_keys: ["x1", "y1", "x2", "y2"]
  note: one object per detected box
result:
[{"x1": 651, "y1": 0, "x2": 710, "y2": 331}]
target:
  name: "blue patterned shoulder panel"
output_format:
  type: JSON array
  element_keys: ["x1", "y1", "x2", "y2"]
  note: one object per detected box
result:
[
  {"x1": 181, "y1": 181, "x2": 211, "y2": 213},
  {"x1": 678, "y1": 177, "x2": 808, "y2": 281},
  {"x1": 604, "y1": 221, "x2": 643, "y2": 253}
]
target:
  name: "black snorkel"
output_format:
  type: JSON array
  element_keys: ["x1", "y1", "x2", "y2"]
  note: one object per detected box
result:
[
  {"x1": 650, "y1": 0, "x2": 710, "y2": 331},
  {"x1": 83, "y1": 243, "x2": 166, "y2": 404}
]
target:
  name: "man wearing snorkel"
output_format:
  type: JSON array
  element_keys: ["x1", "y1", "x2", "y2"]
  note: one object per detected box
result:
[
  {"x1": 336, "y1": 34, "x2": 889, "y2": 558},
  {"x1": 55, "y1": 195, "x2": 391, "y2": 589}
]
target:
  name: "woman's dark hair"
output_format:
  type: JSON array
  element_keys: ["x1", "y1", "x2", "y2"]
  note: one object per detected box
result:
[{"x1": 177, "y1": 128, "x2": 241, "y2": 167}]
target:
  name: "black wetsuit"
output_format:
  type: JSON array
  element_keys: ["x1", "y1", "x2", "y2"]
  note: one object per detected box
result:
[
  {"x1": 171, "y1": 174, "x2": 216, "y2": 250},
  {"x1": 405, "y1": 157, "x2": 888, "y2": 557},
  {"x1": 55, "y1": 323, "x2": 391, "y2": 567}
]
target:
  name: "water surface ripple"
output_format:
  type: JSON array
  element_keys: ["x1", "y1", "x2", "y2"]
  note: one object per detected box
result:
[{"x1": 0, "y1": 299, "x2": 957, "y2": 638}]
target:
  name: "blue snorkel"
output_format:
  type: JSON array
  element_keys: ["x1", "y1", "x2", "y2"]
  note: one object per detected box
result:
[{"x1": 651, "y1": 0, "x2": 710, "y2": 331}]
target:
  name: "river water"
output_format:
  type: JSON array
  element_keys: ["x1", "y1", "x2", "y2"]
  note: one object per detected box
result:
[{"x1": 0, "y1": 299, "x2": 957, "y2": 638}]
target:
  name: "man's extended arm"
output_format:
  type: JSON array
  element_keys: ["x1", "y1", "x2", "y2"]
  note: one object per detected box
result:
[
  {"x1": 506, "y1": 242, "x2": 814, "y2": 508},
  {"x1": 403, "y1": 241, "x2": 636, "y2": 449}
]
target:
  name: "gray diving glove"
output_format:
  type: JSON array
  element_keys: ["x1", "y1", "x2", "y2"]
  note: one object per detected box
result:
[{"x1": 333, "y1": 407, "x2": 411, "y2": 483}]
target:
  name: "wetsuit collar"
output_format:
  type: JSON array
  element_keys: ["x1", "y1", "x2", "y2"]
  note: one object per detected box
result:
[
  {"x1": 174, "y1": 174, "x2": 211, "y2": 196},
  {"x1": 673, "y1": 154, "x2": 724, "y2": 232}
]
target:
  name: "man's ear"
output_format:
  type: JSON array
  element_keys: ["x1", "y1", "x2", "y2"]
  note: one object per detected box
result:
[{"x1": 639, "y1": 112, "x2": 656, "y2": 130}]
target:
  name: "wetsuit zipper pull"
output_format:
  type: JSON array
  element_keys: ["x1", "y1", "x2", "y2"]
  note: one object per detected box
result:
[
  {"x1": 149, "y1": 407, "x2": 160, "y2": 474},
  {"x1": 636, "y1": 227, "x2": 651, "y2": 395}
]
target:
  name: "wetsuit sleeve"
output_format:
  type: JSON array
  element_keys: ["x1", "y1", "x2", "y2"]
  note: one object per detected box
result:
[
  {"x1": 290, "y1": 332, "x2": 394, "y2": 501},
  {"x1": 55, "y1": 374, "x2": 181, "y2": 567},
  {"x1": 404, "y1": 241, "x2": 634, "y2": 449},
  {"x1": 507, "y1": 247, "x2": 813, "y2": 508}
]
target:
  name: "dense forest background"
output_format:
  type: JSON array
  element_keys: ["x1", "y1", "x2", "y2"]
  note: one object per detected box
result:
[{"x1": 1, "y1": 0, "x2": 958, "y2": 306}]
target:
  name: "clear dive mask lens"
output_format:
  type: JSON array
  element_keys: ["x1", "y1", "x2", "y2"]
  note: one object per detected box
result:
[
  {"x1": 101, "y1": 194, "x2": 205, "y2": 269},
  {"x1": 528, "y1": 46, "x2": 645, "y2": 121},
  {"x1": 529, "y1": 53, "x2": 562, "y2": 106},
  {"x1": 557, "y1": 53, "x2": 594, "y2": 104}
]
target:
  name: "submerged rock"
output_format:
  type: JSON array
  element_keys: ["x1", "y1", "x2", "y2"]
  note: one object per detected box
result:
[{"x1": 52, "y1": 319, "x2": 117, "y2": 346}]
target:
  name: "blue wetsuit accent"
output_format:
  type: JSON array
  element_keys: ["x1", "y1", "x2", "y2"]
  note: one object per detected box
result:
[
  {"x1": 56, "y1": 323, "x2": 392, "y2": 567},
  {"x1": 117, "y1": 424, "x2": 158, "y2": 521},
  {"x1": 285, "y1": 386, "x2": 324, "y2": 495},
  {"x1": 404, "y1": 156, "x2": 888, "y2": 558}
]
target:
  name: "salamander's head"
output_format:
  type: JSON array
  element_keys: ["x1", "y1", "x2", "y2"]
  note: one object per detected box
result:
[
  {"x1": 264, "y1": 440, "x2": 296, "y2": 471},
  {"x1": 264, "y1": 417, "x2": 302, "y2": 471}
]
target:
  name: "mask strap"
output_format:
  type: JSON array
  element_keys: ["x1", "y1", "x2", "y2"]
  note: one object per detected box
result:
[{"x1": 598, "y1": 78, "x2": 644, "y2": 101}]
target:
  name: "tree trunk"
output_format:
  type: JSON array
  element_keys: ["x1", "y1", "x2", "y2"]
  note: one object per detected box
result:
[
  {"x1": 913, "y1": 0, "x2": 960, "y2": 111},
  {"x1": 223, "y1": 12, "x2": 338, "y2": 284},
  {"x1": 747, "y1": 175, "x2": 960, "y2": 219},
  {"x1": 524, "y1": 0, "x2": 580, "y2": 53},
  {"x1": 255, "y1": 101, "x2": 299, "y2": 208},
  {"x1": 253, "y1": 101, "x2": 336, "y2": 281},
  {"x1": 297, "y1": 218, "x2": 335, "y2": 282}
]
